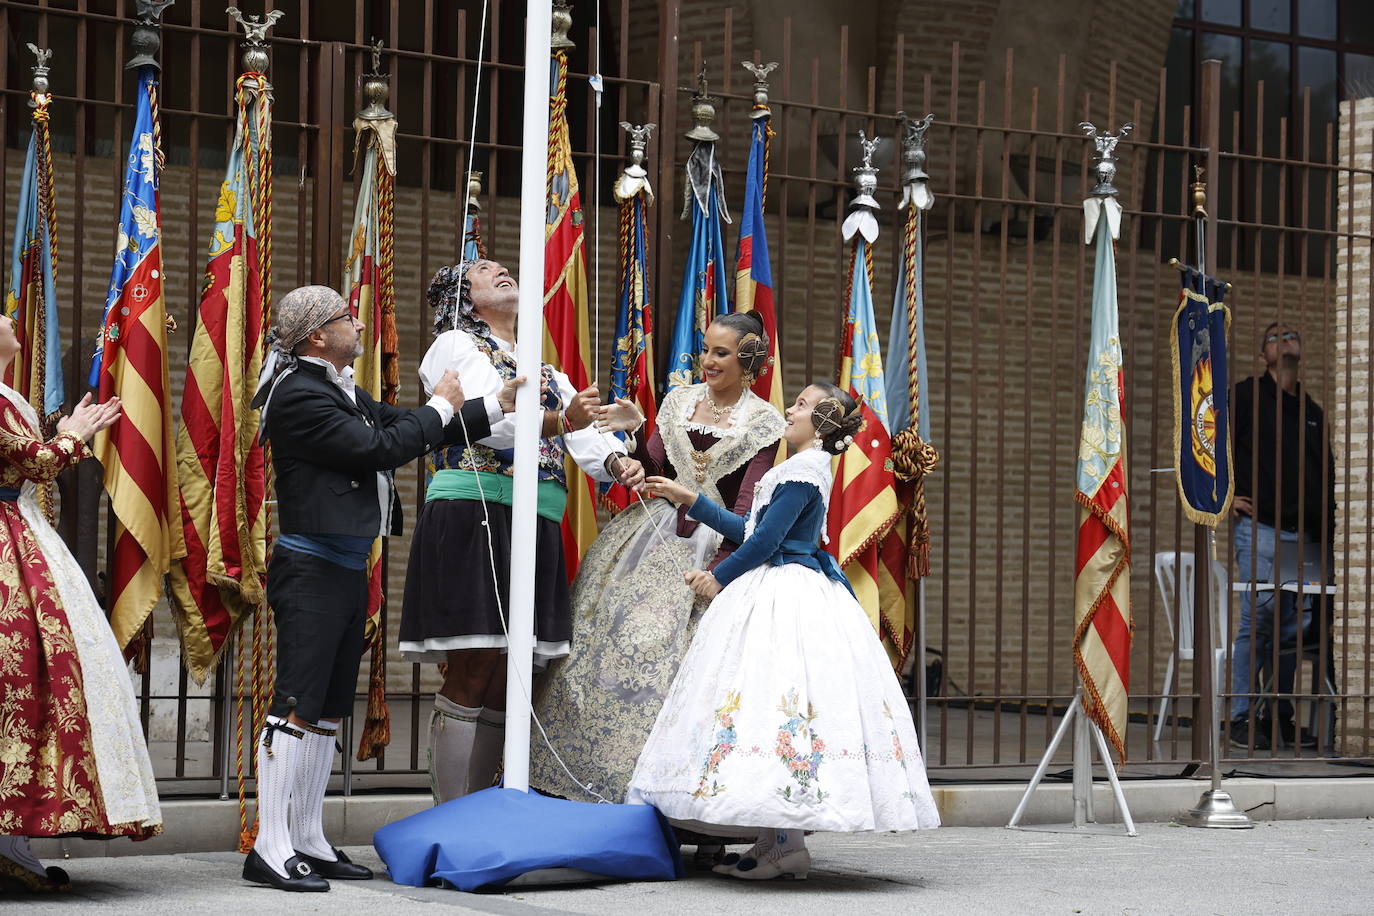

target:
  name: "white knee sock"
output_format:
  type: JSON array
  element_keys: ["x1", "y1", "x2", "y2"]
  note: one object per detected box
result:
[
  {"x1": 429, "y1": 696, "x2": 480, "y2": 803},
  {"x1": 0, "y1": 836, "x2": 46, "y2": 877},
  {"x1": 289, "y1": 719, "x2": 339, "y2": 861},
  {"x1": 469, "y1": 708, "x2": 506, "y2": 792},
  {"x1": 252, "y1": 716, "x2": 304, "y2": 878}
]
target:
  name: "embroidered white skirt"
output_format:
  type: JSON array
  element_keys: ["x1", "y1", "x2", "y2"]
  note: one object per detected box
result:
[{"x1": 627, "y1": 563, "x2": 940, "y2": 835}]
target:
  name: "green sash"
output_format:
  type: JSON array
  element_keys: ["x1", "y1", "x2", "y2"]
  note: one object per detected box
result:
[{"x1": 425, "y1": 469, "x2": 567, "y2": 523}]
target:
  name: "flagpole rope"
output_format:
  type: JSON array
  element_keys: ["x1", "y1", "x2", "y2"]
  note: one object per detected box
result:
[
  {"x1": 234, "y1": 619, "x2": 251, "y2": 851},
  {"x1": 358, "y1": 125, "x2": 399, "y2": 762},
  {"x1": 148, "y1": 78, "x2": 166, "y2": 174},
  {"x1": 591, "y1": 0, "x2": 604, "y2": 386},
  {"x1": 31, "y1": 88, "x2": 62, "y2": 452},
  {"x1": 234, "y1": 71, "x2": 276, "y2": 854},
  {"x1": 378, "y1": 155, "x2": 398, "y2": 402},
  {"x1": 889, "y1": 205, "x2": 939, "y2": 577},
  {"x1": 456, "y1": 0, "x2": 490, "y2": 302},
  {"x1": 31, "y1": 92, "x2": 57, "y2": 272},
  {"x1": 547, "y1": 52, "x2": 569, "y2": 210},
  {"x1": 254, "y1": 76, "x2": 276, "y2": 796}
]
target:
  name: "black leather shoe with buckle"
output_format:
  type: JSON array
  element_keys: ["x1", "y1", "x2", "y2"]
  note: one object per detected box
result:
[
  {"x1": 242, "y1": 850, "x2": 330, "y2": 892},
  {"x1": 296, "y1": 848, "x2": 374, "y2": 880}
]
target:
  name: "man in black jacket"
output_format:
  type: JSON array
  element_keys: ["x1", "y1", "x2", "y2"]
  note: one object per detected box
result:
[
  {"x1": 1228, "y1": 320, "x2": 1336, "y2": 752},
  {"x1": 242, "y1": 285, "x2": 513, "y2": 892}
]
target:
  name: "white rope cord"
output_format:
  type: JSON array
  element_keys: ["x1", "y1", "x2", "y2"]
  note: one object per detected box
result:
[
  {"x1": 590, "y1": 0, "x2": 604, "y2": 385},
  {"x1": 453, "y1": 0, "x2": 490, "y2": 334}
]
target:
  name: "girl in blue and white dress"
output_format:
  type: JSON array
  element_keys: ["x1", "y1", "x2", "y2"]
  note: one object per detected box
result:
[{"x1": 630, "y1": 382, "x2": 940, "y2": 881}]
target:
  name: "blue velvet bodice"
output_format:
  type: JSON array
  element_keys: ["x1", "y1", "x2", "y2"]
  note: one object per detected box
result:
[{"x1": 686, "y1": 480, "x2": 854, "y2": 597}]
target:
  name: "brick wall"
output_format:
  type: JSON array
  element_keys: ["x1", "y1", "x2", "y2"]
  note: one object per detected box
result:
[{"x1": 1335, "y1": 97, "x2": 1373, "y2": 756}]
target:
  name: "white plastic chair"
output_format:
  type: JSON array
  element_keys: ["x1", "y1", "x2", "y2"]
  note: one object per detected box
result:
[{"x1": 1153, "y1": 551, "x2": 1229, "y2": 743}]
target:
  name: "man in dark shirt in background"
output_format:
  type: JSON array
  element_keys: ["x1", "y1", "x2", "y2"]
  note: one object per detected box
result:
[{"x1": 1228, "y1": 320, "x2": 1336, "y2": 751}]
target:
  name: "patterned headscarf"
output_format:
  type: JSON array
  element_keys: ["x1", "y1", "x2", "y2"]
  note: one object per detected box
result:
[
  {"x1": 427, "y1": 260, "x2": 488, "y2": 337},
  {"x1": 251, "y1": 284, "x2": 347, "y2": 423}
]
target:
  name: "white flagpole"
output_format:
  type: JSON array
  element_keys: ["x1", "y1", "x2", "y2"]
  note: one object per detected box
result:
[{"x1": 504, "y1": 0, "x2": 554, "y2": 793}]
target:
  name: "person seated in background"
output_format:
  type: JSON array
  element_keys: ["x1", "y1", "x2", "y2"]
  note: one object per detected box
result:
[{"x1": 1228, "y1": 320, "x2": 1335, "y2": 752}]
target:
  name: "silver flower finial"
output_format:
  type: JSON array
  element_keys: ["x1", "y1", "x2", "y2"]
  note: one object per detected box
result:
[{"x1": 899, "y1": 111, "x2": 936, "y2": 211}]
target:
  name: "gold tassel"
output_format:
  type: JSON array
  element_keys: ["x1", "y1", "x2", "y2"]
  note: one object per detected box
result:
[
  {"x1": 891, "y1": 427, "x2": 938, "y2": 579},
  {"x1": 355, "y1": 634, "x2": 391, "y2": 762}
]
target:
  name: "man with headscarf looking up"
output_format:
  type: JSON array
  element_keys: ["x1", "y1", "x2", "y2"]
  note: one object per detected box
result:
[
  {"x1": 244, "y1": 284, "x2": 518, "y2": 893},
  {"x1": 399, "y1": 258, "x2": 644, "y2": 804}
]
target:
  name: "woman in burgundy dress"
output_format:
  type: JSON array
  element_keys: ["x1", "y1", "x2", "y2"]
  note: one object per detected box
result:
[
  {"x1": 0, "y1": 315, "x2": 161, "y2": 893},
  {"x1": 530, "y1": 311, "x2": 783, "y2": 809}
]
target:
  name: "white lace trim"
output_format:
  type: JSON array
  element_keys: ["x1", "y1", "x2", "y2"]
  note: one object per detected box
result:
[
  {"x1": 679, "y1": 385, "x2": 750, "y2": 438},
  {"x1": 658, "y1": 384, "x2": 785, "y2": 510},
  {"x1": 744, "y1": 447, "x2": 834, "y2": 542}
]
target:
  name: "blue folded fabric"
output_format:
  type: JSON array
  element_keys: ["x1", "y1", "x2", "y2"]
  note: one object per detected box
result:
[{"x1": 374, "y1": 787, "x2": 684, "y2": 891}]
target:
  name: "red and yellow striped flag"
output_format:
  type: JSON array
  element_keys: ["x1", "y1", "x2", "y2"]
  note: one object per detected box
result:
[
  {"x1": 1074, "y1": 201, "x2": 1131, "y2": 761},
  {"x1": 90, "y1": 67, "x2": 184, "y2": 652},
  {"x1": 349, "y1": 108, "x2": 399, "y2": 761},
  {"x1": 543, "y1": 47, "x2": 598, "y2": 581},
  {"x1": 825, "y1": 216, "x2": 910, "y2": 669},
  {"x1": 168, "y1": 73, "x2": 272, "y2": 683}
]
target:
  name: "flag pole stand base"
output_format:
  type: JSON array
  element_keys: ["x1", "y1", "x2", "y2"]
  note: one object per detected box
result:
[
  {"x1": 1006, "y1": 686, "x2": 1137, "y2": 837},
  {"x1": 1173, "y1": 789, "x2": 1253, "y2": 829},
  {"x1": 1172, "y1": 527, "x2": 1254, "y2": 831}
]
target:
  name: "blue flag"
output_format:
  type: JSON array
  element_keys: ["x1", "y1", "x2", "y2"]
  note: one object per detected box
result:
[
  {"x1": 665, "y1": 141, "x2": 729, "y2": 391},
  {"x1": 1170, "y1": 266, "x2": 1233, "y2": 526},
  {"x1": 4, "y1": 101, "x2": 63, "y2": 422}
]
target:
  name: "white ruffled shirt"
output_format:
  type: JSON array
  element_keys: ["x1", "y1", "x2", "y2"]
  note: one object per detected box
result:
[{"x1": 419, "y1": 330, "x2": 623, "y2": 482}]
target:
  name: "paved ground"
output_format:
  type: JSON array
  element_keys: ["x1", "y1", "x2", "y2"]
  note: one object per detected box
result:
[{"x1": 8, "y1": 818, "x2": 1372, "y2": 915}]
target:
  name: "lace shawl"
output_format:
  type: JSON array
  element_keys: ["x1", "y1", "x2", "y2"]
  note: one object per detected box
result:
[{"x1": 658, "y1": 383, "x2": 784, "y2": 507}]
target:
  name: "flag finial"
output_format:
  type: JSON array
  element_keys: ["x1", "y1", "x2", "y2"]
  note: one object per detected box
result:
[
  {"x1": 358, "y1": 38, "x2": 393, "y2": 120},
  {"x1": 742, "y1": 60, "x2": 778, "y2": 117},
  {"x1": 898, "y1": 111, "x2": 935, "y2": 211},
  {"x1": 227, "y1": 6, "x2": 284, "y2": 74},
  {"x1": 1190, "y1": 165, "x2": 1207, "y2": 219},
  {"x1": 616, "y1": 122, "x2": 656, "y2": 202},
  {"x1": 551, "y1": 0, "x2": 576, "y2": 50},
  {"x1": 127, "y1": 0, "x2": 175, "y2": 71},
  {"x1": 466, "y1": 171, "x2": 485, "y2": 212},
  {"x1": 1079, "y1": 121, "x2": 1134, "y2": 199},
  {"x1": 686, "y1": 67, "x2": 720, "y2": 142},
  {"x1": 26, "y1": 43, "x2": 52, "y2": 106},
  {"x1": 851, "y1": 129, "x2": 882, "y2": 211}
]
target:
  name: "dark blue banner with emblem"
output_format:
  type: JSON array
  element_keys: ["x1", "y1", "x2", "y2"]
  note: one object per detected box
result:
[{"x1": 1170, "y1": 265, "x2": 1233, "y2": 526}]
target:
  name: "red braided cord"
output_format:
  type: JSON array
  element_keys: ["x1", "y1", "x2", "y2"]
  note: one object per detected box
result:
[{"x1": 31, "y1": 87, "x2": 61, "y2": 452}]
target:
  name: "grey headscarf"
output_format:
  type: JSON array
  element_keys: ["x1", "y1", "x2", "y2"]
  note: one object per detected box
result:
[{"x1": 251, "y1": 285, "x2": 347, "y2": 423}]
